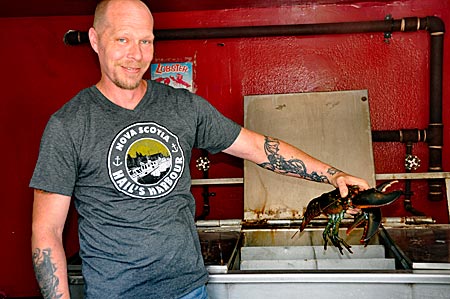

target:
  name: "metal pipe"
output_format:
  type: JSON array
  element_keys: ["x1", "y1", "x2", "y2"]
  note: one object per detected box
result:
[
  {"x1": 63, "y1": 30, "x2": 89, "y2": 45},
  {"x1": 371, "y1": 129, "x2": 427, "y2": 143},
  {"x1": 154, "y1": 20, "x2": 402, "y2": 40},
  {"x1": 197, "y1": 149, "x2": 212, "y2": 220},
  {"x1": 372, "y1": 17, "x2": 445, "y2": 201},
  {"x1": 190, "y1": 172, "x2": 450, "y2": 183},
  {"x1": 404, "y1": 142, "x2": 425, "y2": 215},
  {"x1": 63, "y1": 17, "x2": 433, "y2": 43},
  {"x1": 63, "y1": 16, "x2": 445, "y2": 201},
  {"x1": 427, "y1": 17, "x2": 445, "y2": 202}
]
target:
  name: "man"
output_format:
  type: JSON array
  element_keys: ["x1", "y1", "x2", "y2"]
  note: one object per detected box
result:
[{"x1": 30, "y1": 0, "x2": 369, "y2": 298}]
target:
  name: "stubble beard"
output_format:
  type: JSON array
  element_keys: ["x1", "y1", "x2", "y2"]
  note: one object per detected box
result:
[
  {"x1": 113, "y1": 61, "x2": 147, "y2": 90},
  {"x1": 113, "y1": 77, "x2": 141, "y2": 90}
]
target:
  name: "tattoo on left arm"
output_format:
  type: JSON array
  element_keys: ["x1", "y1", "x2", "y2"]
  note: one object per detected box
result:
[
  {"x1": 32, "y1": 248, "x2": 63, "y2": 299},
  {"x1": 326, "y1": 167, "x2": 342, "y2": 177},
  {"x1": 257, "y1": 136, "x2": 329, "y2": 183}
]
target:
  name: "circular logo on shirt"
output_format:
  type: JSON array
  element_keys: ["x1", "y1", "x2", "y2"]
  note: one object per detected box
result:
[{"x1": 108, "y1": 122, "x2": 184, "y2": 199}]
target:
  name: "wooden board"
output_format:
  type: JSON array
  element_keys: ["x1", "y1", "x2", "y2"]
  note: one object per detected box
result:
[{"x1": 243, "y1": 90, "x2": 375, "y2": 220}]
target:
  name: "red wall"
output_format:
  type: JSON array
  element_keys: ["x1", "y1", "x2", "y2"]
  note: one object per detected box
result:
[{"x1": 1, "y1": 0, "x2": 449, "y2": 296}]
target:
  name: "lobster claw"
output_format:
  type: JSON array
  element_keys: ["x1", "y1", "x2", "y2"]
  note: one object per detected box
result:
[
  {"x1": 351, "y1": 181, "x2": 403, "y2": 208},
  {"x1": 347, "y1": 208, "x2": 382, "y2": 245},
  {"x1": 347, "y1": 180, "x2": 403, "y2": 245}
]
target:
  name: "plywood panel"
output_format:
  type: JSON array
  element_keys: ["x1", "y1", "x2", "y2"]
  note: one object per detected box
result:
[{"x1": 244, "y1": 90, "x2": 375, "y2": 220}]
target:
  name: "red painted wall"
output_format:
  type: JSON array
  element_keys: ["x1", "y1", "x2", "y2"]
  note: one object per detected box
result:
[{"x1": 1, "y1": 0, "x2": 449, "y2": 296}]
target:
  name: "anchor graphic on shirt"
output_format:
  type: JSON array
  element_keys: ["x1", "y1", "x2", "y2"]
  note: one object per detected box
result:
[
  {"x1": 171, "y1": 143, "x2": 179, "y2": 153},
  {"x1": 113, "y1": 156, "x2": 122, "y2": 166}
]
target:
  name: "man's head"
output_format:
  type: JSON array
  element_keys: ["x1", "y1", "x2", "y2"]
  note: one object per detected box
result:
[{"x1": 89, "y1": 0, "x2": 155, "y2": 90}]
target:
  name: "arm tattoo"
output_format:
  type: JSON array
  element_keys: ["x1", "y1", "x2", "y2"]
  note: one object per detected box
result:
[
  {"x1": 32, "y1": 248, "x2": 63, "y2": 299},
  {"x1": 257, "y1": 136, "x2": 329, "y2": 183},
  {"x1": 327, "y1": 167, "x2": 342, "y2": 176}
]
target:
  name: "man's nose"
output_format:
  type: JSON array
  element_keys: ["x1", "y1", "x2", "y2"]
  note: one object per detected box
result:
[{"x1": 127, "y1": 42, "x2": 143, "y2": 60}]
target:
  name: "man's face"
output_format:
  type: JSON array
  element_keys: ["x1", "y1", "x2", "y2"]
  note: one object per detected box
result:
[{"x1": 94, "y1": 4, "x2": 155, "y2": 90}]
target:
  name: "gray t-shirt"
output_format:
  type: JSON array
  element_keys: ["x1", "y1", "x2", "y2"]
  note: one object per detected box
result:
[{"x1": 30, "y1": 80, "x2": 241, "y2": 299}]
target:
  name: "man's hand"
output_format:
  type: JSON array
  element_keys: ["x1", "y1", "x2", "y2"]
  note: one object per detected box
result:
[{"x1": 331, "y1": 172, "x2": 370, "y2": 198}]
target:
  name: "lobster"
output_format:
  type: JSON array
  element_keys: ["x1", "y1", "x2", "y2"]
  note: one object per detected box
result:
[{"x1": 294, "y1": 180, "x2": 402, "y2": 254}]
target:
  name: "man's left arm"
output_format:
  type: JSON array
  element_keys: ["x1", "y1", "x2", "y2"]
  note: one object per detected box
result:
[{"x1": 223, "y1": 127, "x2": 369, "y2": 197}]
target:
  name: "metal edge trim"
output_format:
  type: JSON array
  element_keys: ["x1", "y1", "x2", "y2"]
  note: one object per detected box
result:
[{"x1": 208, "y1": 272, "x2": 450, "y2": 284}]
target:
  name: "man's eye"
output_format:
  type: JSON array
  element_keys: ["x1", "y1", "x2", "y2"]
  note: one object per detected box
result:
[
  {"x1": 118, "y1": 38, "x2": 127, "y2": 43},
  {"x1": 141, "y1": 40, "x2": 152, "y2": 45}
]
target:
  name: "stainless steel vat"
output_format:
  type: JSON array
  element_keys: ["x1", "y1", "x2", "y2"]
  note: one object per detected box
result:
[{"x1": 203, "y1": 226, "x2": 450, "y2": 299}]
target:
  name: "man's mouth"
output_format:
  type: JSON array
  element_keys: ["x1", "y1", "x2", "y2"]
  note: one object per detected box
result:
[{"x1": 123, "y1": 66, "x2": 140, "y2": 72}]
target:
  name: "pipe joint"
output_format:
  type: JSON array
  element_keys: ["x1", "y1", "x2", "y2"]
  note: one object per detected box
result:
[
  {"x1": 425, "y1": 16, "x2": 445, "y2": 34},
  {"x1": 401, "y1": 17, "x2": 425, "y2": 32},
  {"x1": 427, "y1": 123, "x2": 443, "y2": 146},
  {"x1": 400, "y1": 129, "x2": 427, "y2": 143}
]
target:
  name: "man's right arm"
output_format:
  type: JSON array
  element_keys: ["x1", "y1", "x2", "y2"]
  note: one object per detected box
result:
[{"x1": 31, "y1": 189, "x2": 71, "y2": 299}]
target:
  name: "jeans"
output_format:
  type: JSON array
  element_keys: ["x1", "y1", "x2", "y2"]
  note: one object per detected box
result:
[{"x1": 178, "y1": 285, "x2": 208, "y2": 299}]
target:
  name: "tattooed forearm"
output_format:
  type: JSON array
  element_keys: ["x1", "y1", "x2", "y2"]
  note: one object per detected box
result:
[
  {"x1": 257, "y1": 136, "x2": 328, "y2": 183},
  {"x1": 327, "y1": 167, "x2": 342, "y2": 177},
  {"x1": 32, "y1": 248, "x2": 63, "y2": 299}
]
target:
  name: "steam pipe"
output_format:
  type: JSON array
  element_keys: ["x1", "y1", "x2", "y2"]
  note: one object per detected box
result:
[
  {"x1": 371, "y1": 129, "x2": 428, "y2": 143},
  {"x1": 404, "y1": 142, "x2": 425, "y2": 216},
  {"x1": 63, "y1": 16, "x2": 445, "y2": 202},
  {"x1": 63, "y1": 17, "x2": 439, "y2": 43},
  {"x1": 197, "y1": 150, "x2": 213, "y2": 220},
  {"x1": 427, "y1": 17, "x2": 445, "y2": 202},
  {"x1": 371, "y1": 16, "x2": 445, "y2": 202},
  {"x1": 63, "y1": 30, "x2": 89, "y2": 45}
]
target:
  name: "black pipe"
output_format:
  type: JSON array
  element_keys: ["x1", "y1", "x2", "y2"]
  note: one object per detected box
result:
[
  {"x1": 427, "y1": 17, "x2": 445, "y2": 201},
  {"x1": 372, "y1": 129, "x2": 427, "y2": 143},
  {"x1": 372, "y1": 17, "x2": 445, "y2": 201},
  {"x1": 197, "y1": 150, "x2": 213, "y2": 220},
  {"x1": 62, "y1": 17, "x2": 429, "y2": 44},
  {"x1": 63, "y1": 30, "x2": 89, "y2": 45},
  {"x1": 63, "y1": 16, "x2": 445, "y2": 201},
  {"x1": 404, "y1": 142, "x2": 425, "y2": 216},
  {"x1": 152, "y1": 17, "x2": 438, "y2": 40}
]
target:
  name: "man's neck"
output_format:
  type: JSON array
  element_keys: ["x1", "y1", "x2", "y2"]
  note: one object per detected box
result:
[{"x1": 96, "y1": 80, "x2": 147, "y2": 110}]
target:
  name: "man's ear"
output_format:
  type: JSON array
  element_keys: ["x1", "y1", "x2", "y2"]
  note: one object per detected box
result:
[{"x1": 88, "y1": 27, "x2": 99, "y2": 53}]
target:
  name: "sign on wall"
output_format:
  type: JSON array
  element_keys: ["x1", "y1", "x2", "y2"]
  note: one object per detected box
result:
[{"x1": 150, "y1": 62, "x2": 193, "y2": 92}]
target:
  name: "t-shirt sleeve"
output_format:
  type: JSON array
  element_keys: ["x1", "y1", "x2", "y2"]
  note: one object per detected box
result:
[
  {"x1": 29, "y1": 116, "x2": 78, "y2": 196},
  {"x1": 192, "y1": 95, "x2": 241, "y2": 154}
]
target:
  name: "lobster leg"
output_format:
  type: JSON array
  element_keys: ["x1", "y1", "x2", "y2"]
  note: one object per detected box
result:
[
  {"x1": 322, "y1": 217, "x2": 333, "y2": 250},
  {"x1": 330, "y1": 212, "x2": 352, "y2": 254},
  {"x1": 324, "y1": 212, "x2": 352, "y2": 254}
]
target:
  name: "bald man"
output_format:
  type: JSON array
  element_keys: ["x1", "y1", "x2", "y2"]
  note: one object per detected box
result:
[{"x1": 30, "y1": 1, "x2": 369, "y2": 298}]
